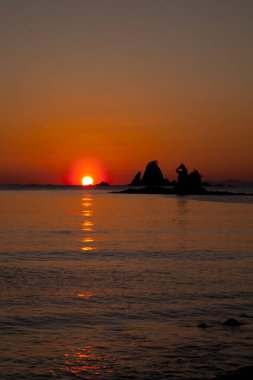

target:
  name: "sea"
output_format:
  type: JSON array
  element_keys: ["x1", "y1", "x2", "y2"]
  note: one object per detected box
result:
[{"x1": 0, "y1": 186, "x2": 253, "y2": 380}]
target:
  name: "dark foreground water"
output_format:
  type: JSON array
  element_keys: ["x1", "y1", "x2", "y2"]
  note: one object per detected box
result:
[{"x1": 0, "y1": 188, "x2": 253, "y2": 379}]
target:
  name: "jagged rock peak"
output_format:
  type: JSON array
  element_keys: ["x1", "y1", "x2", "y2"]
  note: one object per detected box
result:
[{"x1": 142, "y1": 160, "x2": 164, "y2": 186}]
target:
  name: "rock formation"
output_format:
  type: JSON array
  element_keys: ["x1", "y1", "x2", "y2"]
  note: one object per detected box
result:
[
  {"x1": 175, "y1": 163, "x2": 205, "y2": 195},
  {"x1": 130, "y1": 160, "x2": 167, "y2": 187},
  {"x1": 130, "y1": 171, "x2": 142, "y2": 186},
  {"x1": 127, "y1": 161, "x2": 209, "y2": 195},
  {"x1": 142, "y1": 160, "x2": 164, "y2": 186}
]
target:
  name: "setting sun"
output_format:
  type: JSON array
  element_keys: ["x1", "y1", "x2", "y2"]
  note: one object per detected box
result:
[{"x1": 82, "y1": 176, "x2": 94, "y2": 186}]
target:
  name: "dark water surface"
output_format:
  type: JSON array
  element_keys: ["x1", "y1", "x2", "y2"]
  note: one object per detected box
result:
[{"x1": 0, "y1": 189, "x2": 253, "y2": 379}]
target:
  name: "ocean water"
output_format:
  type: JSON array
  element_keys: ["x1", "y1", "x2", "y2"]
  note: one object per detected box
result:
[{"x1": 0, "y1": 188, "x2": 253, "y2": 380}]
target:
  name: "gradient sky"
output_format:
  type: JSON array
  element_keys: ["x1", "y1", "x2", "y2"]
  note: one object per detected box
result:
[{"x1": 1, "y1": 0, "x2": 252, "y2": 184}]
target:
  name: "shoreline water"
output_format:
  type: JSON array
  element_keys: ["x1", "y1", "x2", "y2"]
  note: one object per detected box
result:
[
  {"x1": 117, "y1": 186, "x2": 253, "y2": 196},
  {"x1": 1, "y1": 183, "x2": 253, "y2": 197}
]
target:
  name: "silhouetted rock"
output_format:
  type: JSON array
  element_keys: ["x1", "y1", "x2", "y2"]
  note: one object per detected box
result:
[
  {"x1": 163, "y1": 178, "x2": 173, "y2": 186},
  {"x1": 129, "y1": 162, "x2": 172, "y2": 187},
  {"x1": 142, "y1": 160, "x2": 164, "y2": 186},
  {"x1": 174, "y1": 163, "x2": 189, "y2": 194},
  {"x1": 212, "y1": 366, "x2": 253, "y2": 379},
  {"x1": 96, "y1": 181, "x2": 110, "y2": 187},
  {"x1": 189, "y1": 169, "x2": 202, "y2": 192},
  {"x1": 119, "y1": 186, "x2": 174, "y2": 194},
  {"x1": 198, "y1": 323, "x2": 208, "y2": 328},
  {"x1": 130, "y1": 171, "x2": 142, "y2": 186},
  {"x1": 174, "y1": 163, "x2": 206, "y2": 195},
  {"x1": 223, "y1": 318, "x2": 242, "y2": 327},
  {"x1": 120, "y1": 161, "x2": 253, "y2": 196}
]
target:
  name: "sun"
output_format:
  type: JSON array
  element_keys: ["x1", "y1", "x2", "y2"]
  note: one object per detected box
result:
[{"x1": 82, "y1": 176, "x2": 94, "y2": 186}]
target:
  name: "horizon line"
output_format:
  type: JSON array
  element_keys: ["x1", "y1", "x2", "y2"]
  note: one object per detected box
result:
[{"x1": 1, "y1": 179, "x2": 253, "y2": 187}]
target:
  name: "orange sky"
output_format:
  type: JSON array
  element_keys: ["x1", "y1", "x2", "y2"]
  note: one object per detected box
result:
[{"x1": 0, "y1": 0, "x2": 252, "y2": 184}]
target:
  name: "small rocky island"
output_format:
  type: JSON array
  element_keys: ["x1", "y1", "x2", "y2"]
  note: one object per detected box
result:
[{"x1": 120, "y1": 160, "x2": 250, "y2": 196}]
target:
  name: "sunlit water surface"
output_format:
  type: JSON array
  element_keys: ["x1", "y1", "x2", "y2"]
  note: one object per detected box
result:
[{"x1": 0, "y1": 189, "x2": 253, "y2": 380}]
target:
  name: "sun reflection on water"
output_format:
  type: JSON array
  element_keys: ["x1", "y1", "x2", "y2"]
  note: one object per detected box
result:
[
  {"x1": 82, "y1": 237, "x2": 94, "y2": 243},
  {"x1": 82, "y1": 246, "x2": 94, "y2": 251},
  {"x1": 81, "y1": 193, "x2": 96, "y2": 252},
  {"x1": 64, "y1": 346, "x2": 115, "y2": 378},
  {"x1": 82, "y1": 209, "x2": 93, "y2": 217},
  {"x1": 75, "y1": 291, "x2": 93, "y2": 299}
]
